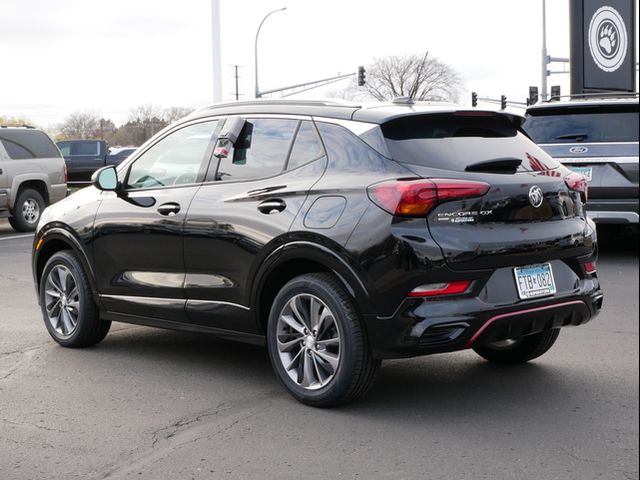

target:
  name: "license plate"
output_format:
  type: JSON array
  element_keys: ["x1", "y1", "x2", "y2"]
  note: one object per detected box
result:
[
  {"x1": 571, "y1": 166, "x2": 593, "y2": 182},
  {"x1": 514, "y1": 264, "x2": 556, "y2": 299}
]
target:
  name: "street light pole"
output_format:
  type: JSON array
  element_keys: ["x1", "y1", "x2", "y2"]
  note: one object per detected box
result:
[
  {"x1": 254, "y1": 7, "x2": 287, "y2": 98},
  {"x1": 541, "y1": 0, "x2": 548, "y2": 101}
]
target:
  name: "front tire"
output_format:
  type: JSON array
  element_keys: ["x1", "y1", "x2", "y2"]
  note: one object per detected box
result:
[
  {"x1": 40, "y1": 250, "x2": 111, "y2": 347},
  {"x1": 10, "y1": 188, "x2": 45, "y2": 232},
  {"x1": 472, "y1": 329, "x2": 560, "y2": 364},
  {"x1": 267, "y1": 273, "x2": 380, "y2": 407}
]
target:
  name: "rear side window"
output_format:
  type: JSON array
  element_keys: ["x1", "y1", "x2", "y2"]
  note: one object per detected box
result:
[
  {"x1": 382, "y1": 114, "x2": 559, "y2": 172},
  {"x1": 523, "y1": 106, "x2": 639, "y2": 143},
  {"x1": 287, "y1": 121, "x2": 324, "y2": 170},
  {"x1": 0, "y1": 130, "x2": 61, "y2": 160},
  {"x1": 74, "y1": 141, "x2": 100, "y2": 155}
]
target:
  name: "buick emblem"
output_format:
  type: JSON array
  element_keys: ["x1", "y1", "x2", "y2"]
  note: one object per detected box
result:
[
  {"x1": 529, "y1": 186, "x2": 544, "y2": 208},
  {"x1": 588, "y1": 6, "x2": 628, "y2": 72},
  {"x1": 569, "y1": 146, "x2": 589, "y2": 154}
]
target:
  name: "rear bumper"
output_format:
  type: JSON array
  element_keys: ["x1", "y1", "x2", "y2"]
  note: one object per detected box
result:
[
  {"x1": 365, "y1": 278, "x2": 603, "y2": 359},
  {"x1": 586, "y1": 199, "x2": 639, "y2": 224}
]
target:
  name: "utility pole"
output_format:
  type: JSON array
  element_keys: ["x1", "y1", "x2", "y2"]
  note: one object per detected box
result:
[
  {"x1": 211, "y1": 0, "x2": 222, "y2": 103},
  {"x1": 230, "y1": 64, "x2": 243, "y2": 100},
  {"x1": 541, "y1": 0, "x2": 548, "y2": 101}
]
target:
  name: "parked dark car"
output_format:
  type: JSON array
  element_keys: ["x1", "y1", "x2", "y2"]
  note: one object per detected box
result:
[
  {"x1": 56, "y1": 139, "x2": 109, "y2": 184},
  {"x1": 33, "y1": 99, "x2": 603, "y2": 407},
  {"x1": 523, "y1": 97, "x2": 639, "y2": 227}
]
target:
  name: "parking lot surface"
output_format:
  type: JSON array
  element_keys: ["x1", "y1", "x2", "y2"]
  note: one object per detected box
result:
[{"x1": 0, "y1": 218, "x2": 638, "y2": 480}]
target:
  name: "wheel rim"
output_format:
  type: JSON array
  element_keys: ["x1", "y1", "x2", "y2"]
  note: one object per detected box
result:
[
  {"x1": 44, "y1": 265, "x2": 80, "y2": 337},
  {"x1": 276, "y1": 294, "x2": 341, "y2": 390},
  {"x1": 22, "y1": 199, "x2": 40, "y2": 224}
]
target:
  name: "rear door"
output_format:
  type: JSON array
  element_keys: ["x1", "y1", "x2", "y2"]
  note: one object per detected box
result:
[
  {"x1": 381, "y1": 112, "x2": 592, "y2": 271},
  {"x1": 183, "y1": 117, "x2": 327, "y2": 333},
  {"x1": 64, "y1": 140, "x2": 106, "y2": 183}
]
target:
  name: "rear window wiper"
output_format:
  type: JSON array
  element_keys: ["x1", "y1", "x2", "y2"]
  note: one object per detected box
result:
[
  {"x1": 465, "y1": 158, "x2": 522, "y2": 174},
  {"x1": 555, "y1": 133, "x2": 589, "y2": 141}
]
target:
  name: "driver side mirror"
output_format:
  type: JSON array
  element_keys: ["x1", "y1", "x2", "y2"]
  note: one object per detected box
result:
[{"x1": 91, "y1": 165, "x2": 120, "y2": 191}]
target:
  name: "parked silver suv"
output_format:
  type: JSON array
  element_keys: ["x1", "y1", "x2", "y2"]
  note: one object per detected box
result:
[
  {"x1": 523, "y1": 97, "x2": 639, "y2": 227},
  {"x1": 0, "y1": 127, "x2": 67, "y2": 231}
]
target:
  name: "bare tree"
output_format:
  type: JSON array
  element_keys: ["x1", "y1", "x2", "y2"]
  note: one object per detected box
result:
[
  {"x1": 127, "y1": 104, "x2": 167, "y2": 144},
  {"x1": 57, "y1": 111, "x2": 102, "y2": 140},
  {"x1": 163, "y1": 106, "x2": 195, "y2": 124},
  {"x1": 332, "y1": 52, "x2": 461, "y2": 103},
  {"x1": 0, "y1": 115, "x2": 36, "y2": 127}
]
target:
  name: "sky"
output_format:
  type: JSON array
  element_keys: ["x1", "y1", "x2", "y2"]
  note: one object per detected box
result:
[{"x1": 1, "y1": 0, "x2": 638, "y2": 129}]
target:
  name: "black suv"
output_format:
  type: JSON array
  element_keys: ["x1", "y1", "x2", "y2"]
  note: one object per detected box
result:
[{"x1": 32, "y1": 99, "x2": 603, "y2": 407}]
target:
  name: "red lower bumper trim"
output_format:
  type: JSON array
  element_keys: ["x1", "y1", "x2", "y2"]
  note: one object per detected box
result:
[{"x1": 466, "y1": 300, "x2": 587, "y2": 348}]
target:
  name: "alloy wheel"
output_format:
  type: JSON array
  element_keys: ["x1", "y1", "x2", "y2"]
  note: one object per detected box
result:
[
  {"x1": 276, "y1": 294, "x2": 341, "y2": 390},
  {"x1": 22, "y1": 199, "x2": 40, "y2": 224},
  {"x1": 44, "y1": 265, "x2": 80, "y2": 337}
]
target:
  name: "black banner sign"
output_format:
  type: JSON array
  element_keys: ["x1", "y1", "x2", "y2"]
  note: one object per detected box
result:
[{"x1": 570, "y1": 0, "x2": 636, "y2": 93}]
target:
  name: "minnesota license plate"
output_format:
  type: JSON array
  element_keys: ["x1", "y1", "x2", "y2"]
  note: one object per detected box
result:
[
  {"x1": 571, "y1": 166, "x2": 593, "y2": 182},
  {"x1": 514, "y1": 264, "x2": 556, "y2": 300}
]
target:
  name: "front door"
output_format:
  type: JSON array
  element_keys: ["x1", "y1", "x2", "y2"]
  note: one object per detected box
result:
[
  {"x1": 183, "y1": 117, "x2": 327, "y2": 333},
  {"x1": 92, "y1": 119, "x2": 220, "y2": 323}
]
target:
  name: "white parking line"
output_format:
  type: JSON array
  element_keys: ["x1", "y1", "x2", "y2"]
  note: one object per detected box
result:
[{"x1": 0, "y1": 233, "x2": 34, "y2": 242}]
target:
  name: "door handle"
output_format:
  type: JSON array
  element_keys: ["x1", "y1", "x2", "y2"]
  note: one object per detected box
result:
[
  {"x1": 157, "y1": 202, "x2": 181, "y2": 216},
  {"x1": 257, "y1": 199, "x2": 286, "y2": 214}
]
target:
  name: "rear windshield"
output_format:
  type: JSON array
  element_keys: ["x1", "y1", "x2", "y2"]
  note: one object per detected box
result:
[
  {"x1": 382, "y1": 113, "x2": 559, "y2": 172},
  {"x1": 0, "y1": 130, "x2": 61, "y2": 160},
  {"x1": 522, "y1": 105, "x2": 639, "y2": 143}
]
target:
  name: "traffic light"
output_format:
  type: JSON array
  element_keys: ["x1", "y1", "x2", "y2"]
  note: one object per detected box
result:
[
  {"x1": 551, "y1": 85, "x2": 561, "y2": 100},
  {"x1": 357, "y1": 66, "x2": 366, "y2": 86},
  {"x1": 528, "y1": 86, "x2": 539, "y2": 106},
  {"x1": 500, "y1": 95, "x2": 507, "y2": 110},
  {"x1": 471, "y1": 91, "x2": 478, "y2": 107}
]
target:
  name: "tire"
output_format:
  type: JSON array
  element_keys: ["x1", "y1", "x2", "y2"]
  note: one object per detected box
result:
[
  {"x1": 267, "y1": 273, "x2": 380, "y2": 407},
  {"x1": 10, "y1": 188, "x2": 45, "y2": 232},
  {"x1": 39, "y1": 250, "x2": 111, "y2": 348},
  {"x1": 472, "y1": 329, "x2": 560, "y2": 364}
]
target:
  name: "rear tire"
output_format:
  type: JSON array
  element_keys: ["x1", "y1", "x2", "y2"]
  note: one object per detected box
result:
[
  {"x1": 40, "y1": 250, "x2": 111, "y2": 348},
  {"x1": 10, "y1": 188, "x2": 45, "y2": 232},
  {"x1": 472, "y1": 329, "x2": 560, "y2": 364},
  {"x1": 267, "y1": 273, "x2": 380, "y2": 407}
]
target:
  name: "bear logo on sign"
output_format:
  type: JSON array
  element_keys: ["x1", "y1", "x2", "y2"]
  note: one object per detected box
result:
[{"x1": 588, "y1": 6, "x2": 628, "y2": 72}]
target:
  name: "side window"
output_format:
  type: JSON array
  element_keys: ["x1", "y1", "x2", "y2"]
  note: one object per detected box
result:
[
  {"x1": 74, "y1": 141, "x2": 100, "y2": 156},
  {"x1": 287, "y1": 121, "x2": 324, "y2": 170},
  {"x1": 57, "y1": 143, "x2": 71, "y2": 156},
  {"x1": 126, "y1": 120, "x2": 218, "y2": 190},
  {"x1": 214, "y1": 118, "x2": 297, "y2": 182},
  {"x1": 0, "y1": 130, "x2": 61, "y2": 160}
]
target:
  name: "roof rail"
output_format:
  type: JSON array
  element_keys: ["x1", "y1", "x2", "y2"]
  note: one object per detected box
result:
[
  {"x1": 195, "y1": 98, "x2": 361, "y2": 113},
  {"x1": 0, "y1": 124, "x2": 36, "y2": 129},
  {"x1": 543, "y1": 91, "x2": 639, "y2": 103}
]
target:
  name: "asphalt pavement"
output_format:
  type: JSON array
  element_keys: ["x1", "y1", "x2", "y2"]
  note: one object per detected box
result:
[{"x1": 0, "y1": 218, "x2": 638, "y2": 480}]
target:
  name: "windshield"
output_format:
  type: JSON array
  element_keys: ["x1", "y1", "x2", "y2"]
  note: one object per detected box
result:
[{"x1": 523, "y1": 106, "x2": 639, "y2": 144}]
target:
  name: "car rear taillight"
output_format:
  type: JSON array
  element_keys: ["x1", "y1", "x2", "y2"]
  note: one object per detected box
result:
[
  {"x1": 408, "y1": 280, "x2": 472, "y2": 297},
  {"x1": 565, "y1": 172, "x2": 588, "y2": 202},
  {"x1": 367, "y1": 179, "x2": 490, "y2": 217},
  {"x1": 63, "y1": 163, "x2": 68, "y2": 183},
  {"x1": 582, "y1": 261, "x2": 597, "y2": 275}
]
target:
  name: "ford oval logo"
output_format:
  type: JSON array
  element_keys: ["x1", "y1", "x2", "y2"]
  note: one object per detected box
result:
[
  {"x1": 529, "y1": 186, "x2": 544, "y2": 208},
  {"x1": 569, "y1": 146, "x2": 589, "y2": 154}
]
